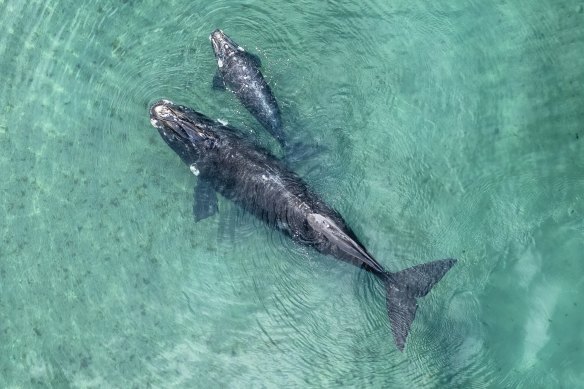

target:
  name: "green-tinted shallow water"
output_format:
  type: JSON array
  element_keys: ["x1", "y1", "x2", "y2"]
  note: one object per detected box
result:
[{"x1": 1, "y1": 0, "x2": 583, "y2": 387}]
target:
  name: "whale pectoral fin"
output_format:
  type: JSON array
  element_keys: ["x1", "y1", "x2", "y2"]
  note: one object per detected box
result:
[
  {"x1": 246, "y1": 52, "x2": 262, "y2": 68},
  {"x1": 193, "y1": 181, "x2": 218, "y2": 222},
  {"x1": 212, "y1": 71, "x2": 225, "y2": 90}
]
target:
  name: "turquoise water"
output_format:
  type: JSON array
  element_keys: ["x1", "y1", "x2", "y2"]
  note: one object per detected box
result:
[{"x1": 1, "y1": 0, "x2": 583, "y2": 387}]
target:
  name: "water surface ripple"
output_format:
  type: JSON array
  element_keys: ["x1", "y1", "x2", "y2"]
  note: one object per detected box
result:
[{"x1": 0, "y1": 0, "x2": 583, "y2": 387}]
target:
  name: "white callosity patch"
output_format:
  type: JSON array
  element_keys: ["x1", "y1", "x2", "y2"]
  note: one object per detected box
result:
[
  {"x1": 217, "y1": 59, "x2": 223, "y2": 68},
  {"x1": 189, "y1": 164, "x2": 199, "y2": 176},
  {"x1": 217, "y1": 119, "x2": 228, "y2": 126},
  {"x1": 237, "y1": 46, "x2": 245, "y2": 52},
  {"x1": 154, "y1": 103, "x2": 172, "y2": 118}
]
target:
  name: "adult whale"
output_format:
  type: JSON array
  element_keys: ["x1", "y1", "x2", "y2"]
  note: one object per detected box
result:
[
  {"x1": 149, "y1": 99, "x2": 456, "y2": 351},
  {"x1": 210, "y1": 29, "x2": 286, "y2": 148}
]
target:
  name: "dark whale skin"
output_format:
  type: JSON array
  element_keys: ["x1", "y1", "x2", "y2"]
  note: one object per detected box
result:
[
  {"x1": 210, "y1": 29, "x2": 286, "y2": 147},
  {"x1": 149, "y1": 100, "x2": 456, "y2": 351}
]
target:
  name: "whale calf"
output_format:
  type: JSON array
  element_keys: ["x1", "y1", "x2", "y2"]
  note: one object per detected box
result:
[
  {"x1": 210, "y1": 29, "x2": 286, "y2": 147},
  {"x1": 149, "y1": 99, "x2": 456, "y2": 351}
]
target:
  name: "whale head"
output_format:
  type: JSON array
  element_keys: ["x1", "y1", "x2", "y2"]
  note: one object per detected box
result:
[
  {"x1": 149, "y1": 100, "x2": 219, "y2": 165},
  {"x1": 210, "y1": 29, "x2": 244, "y2": 63}
]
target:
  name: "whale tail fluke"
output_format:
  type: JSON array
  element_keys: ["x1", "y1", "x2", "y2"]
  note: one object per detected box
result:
[{"x1": 383, "y1": 258, "x2": 456, "y2": 351}]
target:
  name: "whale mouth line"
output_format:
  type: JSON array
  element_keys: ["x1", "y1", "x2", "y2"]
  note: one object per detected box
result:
[
  {"x1": 149, "y1": 100, "x2": 212, "y2": 145},
  {"x1": 149, "y1": 100, "x2": 184, "y2": 136}
]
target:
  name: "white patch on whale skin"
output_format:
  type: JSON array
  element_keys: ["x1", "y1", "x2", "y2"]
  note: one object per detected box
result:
[
  {"x1": 189, "y1": 164, "x2": 200, "y2": 176},
  {"x1": 308, "y1": 213, "x2": 331, "y2": 229},
  {"x1": 217, "y1": 59, "x2": 223, "y2": 68},
  {"x1": 154, "y1": 104, "x2": 172, "y2": 118},
  {"x1": 150, "y1": 118, "x2": 159, "y2": 127},
  {"x1": 217, "y1": 118, "x2": 228, "y2": 126},
  {"x1": 237, "y1": 45, "x2": 245, "y2": 52}
]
